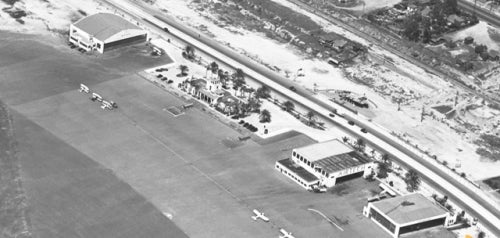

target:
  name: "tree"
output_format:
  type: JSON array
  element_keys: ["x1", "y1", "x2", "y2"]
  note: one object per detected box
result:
[
  {"x1": 422, "y1": 28, "x2": 431, "y2": 44},
  {"x1": 443, "y1": 0, "x2": 458, "y2": 15},
  {"x1": 355, "y1": 138, "x2": 365, "y2": 151},
  {"x1": 247, "y1": 97, "x2": 261, "y2": 112},
  {"x1": 402, "y1": 13, "x2": 422, "y2": 42},
  {"x1": 232, "y1": 68, "x2": 246, "y2": 89},
  {"x1": 259, "y1": 109, "x2": 271, "y2": 123},
  {"x1": 377, "y1": 161, "x2": 390, "y2": 179},
  {"x1": 178, "y1": 65, "x2": 189, "y2": 76},
  {"x1": 306, "y1": 111, "x2": 315, "y2": 125},
  {"x1": 475, "y1": 44, "x2": 488, "y2": 54},
  {"x1": 404, "y1": 169, "x2": 421, "y2": 192},
  {"x1": 255, "y1": 85, "x2": 271, "y2": 99},
  {"x1": 283, "y1": 100, "x2": 295, "y2": 112},
  {"x1": 208, "y1": 61, "x2": 219, "y2": 74},
  {"x1": 478, "y1": 231, "x2": 486, "y2": 238},
  {"x1": 184, "y1": 45, "x2": 195, "y2": 59}
]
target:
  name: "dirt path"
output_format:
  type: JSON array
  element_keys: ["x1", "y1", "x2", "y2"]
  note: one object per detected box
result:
[{"x1": 0, "y1": 101, "x2": 31, "y2": 238}]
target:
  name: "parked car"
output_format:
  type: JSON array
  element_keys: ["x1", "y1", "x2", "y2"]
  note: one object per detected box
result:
[{"x1": 167, "y1": 79, "x2": 174, "y2": 84}]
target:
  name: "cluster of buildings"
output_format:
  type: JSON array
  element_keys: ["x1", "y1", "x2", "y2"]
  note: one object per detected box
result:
[{"x1": 275, "y1": 139, "x2": 455, "y2": 237}]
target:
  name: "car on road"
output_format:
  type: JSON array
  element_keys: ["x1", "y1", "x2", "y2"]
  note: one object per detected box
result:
[
  {"x1": 361, "y1": 128, "x2": 367, "y2": 133},
  {"x1": 329, "y1": 112, "x2": 335, "y2": 117},
  {"x1": 348, "y1": 121, "x2": 355, "y2": 126},
  {"x1": 289, "y1": 86, "x2": 296, "y2": 92}
]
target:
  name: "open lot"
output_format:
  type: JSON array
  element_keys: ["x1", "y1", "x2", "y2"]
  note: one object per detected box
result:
[{"x1": 0, "y1": 32, "x2": 390, "y2": 237}]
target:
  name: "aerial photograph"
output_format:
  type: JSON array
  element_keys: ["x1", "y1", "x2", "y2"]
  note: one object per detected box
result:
[{"x1": 1, "y1": 0, "x2": 500, "y2": 237}]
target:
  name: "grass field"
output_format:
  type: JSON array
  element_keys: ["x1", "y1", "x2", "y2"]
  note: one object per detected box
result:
[{"x1": 0, "y1": 31, "x2": 390, "y2": 238}]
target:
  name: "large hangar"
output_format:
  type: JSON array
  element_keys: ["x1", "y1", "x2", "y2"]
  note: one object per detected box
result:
[{"x1": 69, "y1": 13, "x2": 147, "y2": 53}]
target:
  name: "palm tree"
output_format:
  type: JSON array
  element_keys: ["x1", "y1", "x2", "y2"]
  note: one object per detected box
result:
[
  {"x1": 242, "y1": 86, "x2": 255, "y2": 100},
  {"x1": 209, "y1": 61, "x2": 219, "y2": 74},
  {"x1": 249, "y1": 98, "x2": 262, "y2": 112},
  {"x1": 178, "y1": 65, "x2": 189, "y2": 76},
  {"x1": 259, "y1": 109, "x2": 271, "y2": 123},
  {"x1": 255, "y1": 85, "x2": 271, "y2": 99},
  {"x1": 306, "y1": 111, "x2": 315, "y2": 125},
  {"x1": 184, "y1": 45, "x2": 195, "y2": 59},
  {"x1": 404, "y1": 169, "x2": 421, "y2": 192},
  {"x1": 342, "y1": 136, "x2": 349, "y2": 143},
  {"x1": 232, "y1": 68, "x2": 245, "y2": 89},
  {"x1": 355, "y1": 138, "x2": 365, "y2": 151},
  {"x1": 283, "y1": 100, "x2": 295, "y2": 112},
  {"x1": 376, "y1": 161, "x2": 390, "y2": 179}
]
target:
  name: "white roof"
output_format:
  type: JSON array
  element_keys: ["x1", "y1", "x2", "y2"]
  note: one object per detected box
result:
[
  {"x1": 73, "y1": 13, "x2": 143, "y2": 42},
  {"x1": 294, "y1": 139, "x2": 353, "y2": 162}
]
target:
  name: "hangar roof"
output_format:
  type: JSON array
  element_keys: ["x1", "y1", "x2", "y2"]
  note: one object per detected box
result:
[
  {"x1": 293, "y1": 139, "x2": 352, "y2": 162},
  {"x1": 372, "y1": 193, "x2": 448, "y2": 225},
  {"x1": 73, "y1": 13, "x2": 143, "y2": 42}
]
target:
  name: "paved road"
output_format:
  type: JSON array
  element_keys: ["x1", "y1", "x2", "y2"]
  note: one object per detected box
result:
[
  {"x1": 459, "y1": 0, "x2": 500, "y2": 28},
  {"x1": 100, "y1": 0, "x2": 500, "y2": 236},
  {"x1": 286, "y1": 0, "x2": 500, "y2": 105}
]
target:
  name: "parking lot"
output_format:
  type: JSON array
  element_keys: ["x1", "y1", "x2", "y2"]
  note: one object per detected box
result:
[{"x1": 1, "y1": 32, "x2": 390, "y2": 238}]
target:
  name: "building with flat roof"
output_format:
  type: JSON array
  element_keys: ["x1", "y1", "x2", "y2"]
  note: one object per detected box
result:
[
  {"x1": 363, "y1": 193, "x2": 452, "y2": 238},
  {"x1": 275, "y1": 139, "x2": 373, "y2": 189},
  {"x1": 69, "y1": 13, "x2": 147, "y2": 53},
  {"x1": 275, "y1": 158, "x2": 319, "y2": 190}
]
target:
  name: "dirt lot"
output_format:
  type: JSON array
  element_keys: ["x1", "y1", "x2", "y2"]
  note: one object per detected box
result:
[{"x1": 0, "y1": 31, "x2": 391, "y2": 238}]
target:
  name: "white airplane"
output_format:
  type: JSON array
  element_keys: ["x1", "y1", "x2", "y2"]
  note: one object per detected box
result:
[
  {"x1": 101, "y1": 100, "x2": 113, "y2": 110},
  {"x1": 91, "y1": 92, "x2": 103, "y2": 102},
  {"x1": 279, "y1": 228, "x2": 295, "y2": 238},
  {"x1": 79, "y1": 84, "x2": 90, "y2": 93},
  {"x1": 251, "y1": 209, "x2": 269, "y2": 222}
]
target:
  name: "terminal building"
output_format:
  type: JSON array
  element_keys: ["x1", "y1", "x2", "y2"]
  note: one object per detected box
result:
[
  {"x1": 275, "y1": 139, "x2": 374, "y2": 190},
  {"x1": 69, "y1": 13, "x2": 147, "y2": 53},
  {"x1": 363, "y1": 193, "x2": 453, "y2": 238}
]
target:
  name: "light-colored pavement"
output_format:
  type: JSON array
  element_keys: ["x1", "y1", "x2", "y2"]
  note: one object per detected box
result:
[{"x1": 100, "y1": 0, "x2": 500, "y2": 235}]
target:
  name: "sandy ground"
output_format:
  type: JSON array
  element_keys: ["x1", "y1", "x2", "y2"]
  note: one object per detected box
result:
[
  {"x1": 448, "y1": 21, "x2": 500, "y2": 51},
  {"x1": 144, "y1": 0, "x2": 500, "y2": 182}
]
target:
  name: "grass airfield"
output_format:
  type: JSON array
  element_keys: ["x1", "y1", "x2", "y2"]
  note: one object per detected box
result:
[{"x1": 0, "y1": 32, "x2": 389, "y2": 238}]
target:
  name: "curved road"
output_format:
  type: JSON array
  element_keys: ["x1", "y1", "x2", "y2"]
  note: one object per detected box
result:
[{"x1": 101, "y1": 0, "x2": 500, "y2": 236}]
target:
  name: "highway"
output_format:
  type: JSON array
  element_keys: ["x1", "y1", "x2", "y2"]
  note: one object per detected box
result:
[{"x1": 101, "y1": 0, "x2": 500, "y2": 236}]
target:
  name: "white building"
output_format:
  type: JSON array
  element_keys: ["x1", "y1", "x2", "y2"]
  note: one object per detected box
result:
[
  {"x1": 276, "y1": 139, "x2": 374, "y2": 190},
  {"x1": 69, "y1": 13, "x2": 147, "y2": 53},
  {"x1": 363, "y1": 193, "x2": 453, "y2": 238}
]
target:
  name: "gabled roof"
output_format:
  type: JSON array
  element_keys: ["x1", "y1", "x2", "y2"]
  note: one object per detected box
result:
[{"x1": 73, "y1": 13, "x2": 143, "y2": 42}]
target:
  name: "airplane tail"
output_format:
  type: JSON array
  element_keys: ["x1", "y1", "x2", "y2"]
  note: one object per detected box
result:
[{"x1": 251, "y1": 215, "x2": 258, "y2": 221}]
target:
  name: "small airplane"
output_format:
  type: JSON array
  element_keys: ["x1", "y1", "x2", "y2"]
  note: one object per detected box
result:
[
  {"x1": 101, "y1": 100, "x2": 113, "y2": 110},
  {"x1": 91, "y1": 93, "x2": 103, "y2": 102},
  {"x1": 251, "y1": 209, "x2": 269, "y2": 222},
  {"x1": 79, "y1": 84, "x2": 90, "y2": 93},
  {"x1": 279, "y1": 228, "x2": 295, "y2": 238}
]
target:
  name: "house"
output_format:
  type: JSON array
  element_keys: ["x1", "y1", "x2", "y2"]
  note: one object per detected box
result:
[
  {"x1": 447, "y1": 14, "x2": 465, "y2": 26},
  {"x1": 332, "y1": 39, "x2": 348, "y2": 53},
  {"x1": 421, "y1": 6, "x2": 431, "y2": 18},
  {"x1": 69, "y1": 13, "x2": 147, "y2": 53},
  {"x1": 489, "y1": 50, "x2": 500, "y2": 61}
]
